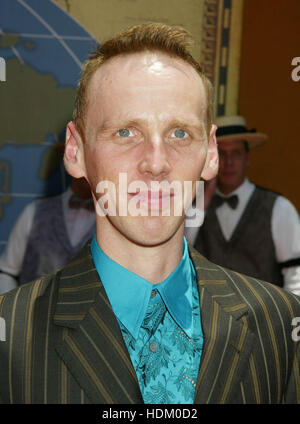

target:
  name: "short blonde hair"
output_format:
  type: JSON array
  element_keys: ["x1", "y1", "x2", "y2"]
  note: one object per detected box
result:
[{"x1": 73, "y1": 22, "x2": 213, "y2": 140}]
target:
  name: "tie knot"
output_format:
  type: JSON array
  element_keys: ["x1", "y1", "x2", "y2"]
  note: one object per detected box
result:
[{"x1": 214, "y1": 194, "x2": 238, "y2": 210}]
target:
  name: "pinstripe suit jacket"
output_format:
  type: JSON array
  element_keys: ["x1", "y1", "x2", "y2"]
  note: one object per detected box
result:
[{"x1": 0, "y1": 243, "x2": 299, "y2": 404}]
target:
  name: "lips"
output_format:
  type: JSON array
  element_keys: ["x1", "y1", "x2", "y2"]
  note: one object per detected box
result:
[{"x1": 128, "y1": 190, "x2": 174, "y2": 209}]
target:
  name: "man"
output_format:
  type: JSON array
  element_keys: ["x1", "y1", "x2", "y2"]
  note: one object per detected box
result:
[
  {"x1": 0, "y1": 24, "x2": 299, "y2": 404},
  {"x1": 189, "y1": 115, "x2": 300, "y2": 296},
  {"x1": 0, "y1": 176, "x2": 95, "y2": 294}
]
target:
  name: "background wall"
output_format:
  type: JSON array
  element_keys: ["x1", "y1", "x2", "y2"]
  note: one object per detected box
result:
[
  {"x1": 1, "y1": 0, "x2": 299, "y2": 254},
  {"x1": 0, "y1": 0, "x2": 244, "y2": 253},
  {"x1": 54, "y1": 0, "x2": 244, "y2": 116},
  {"x1": 239, "y1": 0, "x2": 300, "y2": 211},
  {"x1": 54, "y1": 0, "x2": 205, "y2": 63},
  {"x1": 0, "y1": 0, "x2": 97, "y2": 253},
  {"x1": 57, "y1": 0, "x2": 300, "y2": 210}
]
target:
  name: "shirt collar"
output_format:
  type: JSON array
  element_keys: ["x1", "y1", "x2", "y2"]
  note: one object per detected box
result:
[{"x1": 90, "y1": 235, "x2": 195, "y2": 340}]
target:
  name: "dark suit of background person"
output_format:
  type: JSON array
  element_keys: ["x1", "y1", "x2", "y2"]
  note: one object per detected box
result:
[
  {"x1": 0, "y1": 25, "x2": 299, "y2": 405},
  {"x1": 186, "y1": 115, "x2": 300, "y2": 297}
]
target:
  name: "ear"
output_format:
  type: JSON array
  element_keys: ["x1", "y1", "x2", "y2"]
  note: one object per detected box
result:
[
  {"x1": 64, "y1": 121, "x2": 87, "y2": 179},
  {"x1": 201, "y1": 124, "x2": 219, "y2": 181}
]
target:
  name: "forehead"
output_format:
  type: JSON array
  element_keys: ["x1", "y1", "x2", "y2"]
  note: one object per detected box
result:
[
  {"x1": 86, "y1": 50, "x2": 207, "y2": 110},
  {"x1": 218, "y1": 139, "x2": 247, "y2": 152}
]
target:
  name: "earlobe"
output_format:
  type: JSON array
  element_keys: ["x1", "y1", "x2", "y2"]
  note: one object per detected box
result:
[
  {"x1": 64, "y1": 121, "x2": 86, "y2": 179},
  {"x1": 201, "y1": 124, "x2": 219, "y2": 181}
]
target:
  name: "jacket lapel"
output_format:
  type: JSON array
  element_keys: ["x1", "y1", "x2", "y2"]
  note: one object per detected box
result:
[
  {"x1": 52, "y1": 243, "x2": 255, "y2": 404},
  {"x1": 189, "y1": 247, "x2": 255, "y2": 404},
  {"x1": 53, "y1": 245, "x2": 143, "y2": 404}
]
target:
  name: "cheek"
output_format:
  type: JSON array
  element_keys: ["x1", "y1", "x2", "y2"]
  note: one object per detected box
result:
[
  {"x1": 218, "y1": 158, "x2": 225, "y2": 171},
  {"x1": 195, "y1": 148, "x2": 209, "y2": 173},
  {"x1": 179, "y1": 154, "x2": 205, "y2": 181},
  {"x1": 84, "y1": 152, "x2": 131, "y2": 192},
  {"x1": 83, "y1": 149, "x2": 107, "y2": 185},
  {"x1": 236, "y1": 159, "x2": 247, "y2": 174}
]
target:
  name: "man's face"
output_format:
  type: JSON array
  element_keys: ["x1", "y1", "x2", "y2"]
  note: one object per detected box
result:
[
  {"x1": 217, "y1": 139, "x2": 249, "y2": 194},
  {"x1": 66, "y1": 51, "x2": 217, "y2": 246}
]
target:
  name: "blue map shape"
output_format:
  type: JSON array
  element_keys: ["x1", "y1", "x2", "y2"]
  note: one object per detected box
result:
[{"x1": 0, "y1": 0, "x2": 98, "y2": 253}]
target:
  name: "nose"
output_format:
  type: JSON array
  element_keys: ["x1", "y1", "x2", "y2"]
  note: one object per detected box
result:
[
  {"x1": 223, "y1": 153, "x2": 234, "y2": 167},
  {"x1": 138, "y1": 137, "x2": 171, "y2": 179}
]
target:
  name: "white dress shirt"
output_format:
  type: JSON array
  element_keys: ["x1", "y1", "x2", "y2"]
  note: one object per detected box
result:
[
  {"x1": 185, "y1": 179, "x2": 300, "y2": 296},
  {"x1": 0, "y1": 187, "x2": 95, "y2": 295}
]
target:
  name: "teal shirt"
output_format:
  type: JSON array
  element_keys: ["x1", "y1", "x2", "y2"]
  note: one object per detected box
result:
[{"x1": 91, "y1": 235, "x2": 203, "y2": 404}]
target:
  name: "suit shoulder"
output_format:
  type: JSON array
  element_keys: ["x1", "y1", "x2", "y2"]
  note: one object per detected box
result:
[
  {"x1": 255, "y1": 184, "x2": 282, "y2": 198},
  {"x1": 0, "y1": 271, "x2": 58, "y2": 321},
  {"x1": 220, "y1": 265, "x2": 300, "y2": 316},
  {"x1": 190, "y1": 245, "x2": 300, "y2": 318}
]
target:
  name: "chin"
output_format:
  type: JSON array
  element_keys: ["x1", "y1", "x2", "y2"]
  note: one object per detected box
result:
[{"x1": 117, "y1": 215, "x2": 184, "y2": 247}]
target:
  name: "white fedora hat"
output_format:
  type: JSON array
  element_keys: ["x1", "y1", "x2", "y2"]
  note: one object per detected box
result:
[{"x1": 215, "y1": 115, "x2": 268, "y2": 148}]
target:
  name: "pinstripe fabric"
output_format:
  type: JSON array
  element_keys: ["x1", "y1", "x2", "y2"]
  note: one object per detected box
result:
[{"x1": 0, "y1": 244, "x2": 299, "y2": 404}]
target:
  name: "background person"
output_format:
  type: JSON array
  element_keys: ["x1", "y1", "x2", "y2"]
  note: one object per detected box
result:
[
  {"x1": 0, "y1": 175, "x2": 95, "y2": 294},
  {"x1": 186, "y1": 115, "x2": 300, "y2": 296}
]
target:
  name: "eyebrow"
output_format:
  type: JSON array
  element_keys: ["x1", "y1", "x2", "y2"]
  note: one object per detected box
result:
[
  {"x1": 167, "y1": 119, "x2": 206, "y2": 135},
  {"x1": 96, "y1": 119, "x2": 138, "y2": 133}
]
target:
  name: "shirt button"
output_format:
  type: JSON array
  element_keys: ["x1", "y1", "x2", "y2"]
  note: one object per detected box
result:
[
  {"x1": 150, "y1": 290, "x2": 157, "y2": 299},
  {"x1": 149, "y1": 342, "x2": 158, "y2": 353}
]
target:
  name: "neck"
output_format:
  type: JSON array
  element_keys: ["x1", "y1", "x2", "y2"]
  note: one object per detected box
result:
[
  {"x1": 217, "y1": 186, "x2": 235, "y2": 195},
  {"x1": 96, "y1": 219, "x2": 185, "y2": 284},
  {"x1": 217, "y1": 178, "x2": 246, "y2": 195}
]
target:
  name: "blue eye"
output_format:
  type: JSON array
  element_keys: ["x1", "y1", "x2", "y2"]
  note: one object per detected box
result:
[
  {"x1": 117, "y1": 128, "x2": 132, "y2": 137},
  {"x1": 172, "y1": 129, "x2": 188, "y2": 139}
]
